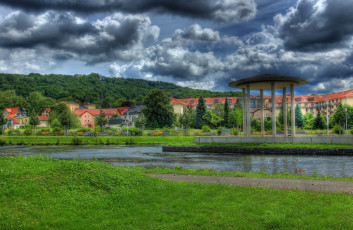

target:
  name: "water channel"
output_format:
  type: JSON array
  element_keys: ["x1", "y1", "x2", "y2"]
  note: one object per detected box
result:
[{"x1": 0, "y1": 145, "x2": 352, "y2": 177}]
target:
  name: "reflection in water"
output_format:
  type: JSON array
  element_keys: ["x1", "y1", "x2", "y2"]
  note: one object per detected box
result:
[{"x1": 0, "y1": 145, "x2": 352, "y2": 177}]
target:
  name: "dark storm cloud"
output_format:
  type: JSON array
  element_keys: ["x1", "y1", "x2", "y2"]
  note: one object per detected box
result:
[
  {"x1": 275, "y1": 0, "x2": 353, "y2": 51},
  {"x1": 0, "y1": 11, "x2": 159, "y2": 63},
  {"x1": 0, "y1": 0, "x2": 257, "y2": 23}
]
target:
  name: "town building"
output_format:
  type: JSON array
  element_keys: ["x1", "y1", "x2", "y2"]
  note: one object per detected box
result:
[
  {"x1": 74, "y1": 107, "x2": 129, "y2": 128},
  {"x1": 58, "y1": 101, "x2": 97, "y2": 111},
  {"x1": 170, "y1": 89, "x2": 353, "y2": 118}
]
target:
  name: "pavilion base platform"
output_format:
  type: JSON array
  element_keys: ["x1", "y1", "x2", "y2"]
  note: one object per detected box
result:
[{"x1": 194, "y1": 136, "x2": 353, "y2": 145}]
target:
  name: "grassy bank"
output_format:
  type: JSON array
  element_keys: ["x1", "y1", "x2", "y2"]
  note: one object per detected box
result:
[
  {"x1": 1, "y1": 156, "x2": 352, "y2": 229},
  {"x1": 0, "y1": 136, "x2": 194, "y2": 146},
  {"x1": 139, "y1": 167, "x2": 353, "y2": 182},
  {"x1": 1, "y1": 136, "x2": 353, "y2": 149}
]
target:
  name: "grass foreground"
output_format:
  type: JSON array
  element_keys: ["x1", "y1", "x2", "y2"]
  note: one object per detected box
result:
[
  {"x1": 1, "y1": 135, "x2": 353, "y2": 149},
  {"x1": 1, "y1": 156, "x2": 353, "y2": 229}
]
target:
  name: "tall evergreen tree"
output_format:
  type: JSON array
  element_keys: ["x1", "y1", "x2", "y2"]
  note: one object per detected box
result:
[
  {"x1": 195, "y1": 95, "x2": 206, "y2": 129},
  {"x1": 0, "y1": 112, "x2": 8, "y2": 135},
  {"x1": 223, "y1": 98, "x2": 230, "y2": 128},
  {"x1": 295, "y1": 104, "x2": 304, "y2": 128},
  {"x1": 313, "y1": 109, "x2": 326, "y2": 130}
]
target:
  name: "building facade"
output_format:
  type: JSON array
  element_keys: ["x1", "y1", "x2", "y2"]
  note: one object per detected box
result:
[{"x1": 170, "y1": 89, "x2": 353, "y2": 119}]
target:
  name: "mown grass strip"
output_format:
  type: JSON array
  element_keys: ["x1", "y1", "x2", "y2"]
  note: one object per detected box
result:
[
  {"x1": 1, "y1": 136, "x2": 352, "y2": 149},
  {"x1": 137, "y1": 166, "x2": 353, "y2": 182}
]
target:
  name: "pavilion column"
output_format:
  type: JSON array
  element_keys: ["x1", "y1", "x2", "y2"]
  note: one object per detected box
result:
[
  {"x1": 283, "y1": 88, "x2": 288, "y2": 137},
  {"x1": 246, "y1": 85, "x2": 251, "y2": 136},
  {"x1": 260, "y1": 89, "x2": 264, "y2": 137},
  {"x1": 291, "y1": 84, "x2": 295, "y2": 136},
  {"x1": 271, "y1": 82, "x2": 276, "y2": 137},
  {"x1": 242, "y1": 88, "x2": 247, "y2": 136}
]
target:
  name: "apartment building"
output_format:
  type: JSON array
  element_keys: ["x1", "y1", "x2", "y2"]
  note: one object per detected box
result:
[{"x1": 170, "y1": 89, "x2": 353, "y2": 118}]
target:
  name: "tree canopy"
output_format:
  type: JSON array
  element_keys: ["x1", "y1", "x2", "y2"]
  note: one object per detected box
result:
[{"x1": 142, "y1": 89, "x2": 176, "y2": 128}]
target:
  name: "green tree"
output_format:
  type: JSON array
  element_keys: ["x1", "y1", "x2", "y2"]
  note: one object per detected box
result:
[
  {"x1": 58, "y1": 108, "x2": 72, "y2": 135},
  {"x1": 101, "y1": 96, "x2": 115, "y2": 108},
  {"x1": 229, "y1": 108, "x2": 242, "y2": 135},
  {"x1": 27, "y1": 91, "x2": 56, "y2": 115},
  {"x1": 313, "y1": 109, "x2": 326, "y2": 130},
  {"x1": 333, "y1": 103, "x2": 346, "y2": 134},
  {"x1": 251, "y1": 118, "x2": 261, "y2": 132},
  {"x1": 179, "y1": 105, "x2": 196, "y2": 135},
  {"x1": 195, "y1": 95, "x2": 206, "y2": 129},
  {"x1": 223, "y1": 98, "x2": 230, "y2": 128},
  {"x1": 142, "y1": 89, "x2": 176, "y2": 128},
  {"x1": 95, "y1": 110, "x2": 108, "y2": 132},
  {"x1": 203, "y1": 111, "x2": 224, "y2": 128},
  {"x1": 29, "y1": 110, "x2": 40, "y2": 135},
  {"x1": 0, "y1": 112, "x2": 8, "y2": 135},
  {"x1": 295, "y1": 104, "x2": 304, "y2": 128}
]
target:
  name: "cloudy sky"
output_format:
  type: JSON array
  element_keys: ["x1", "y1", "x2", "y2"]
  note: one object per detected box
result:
[{"x1": 0, "y1": 0, "x2": 352, "y2": 95}]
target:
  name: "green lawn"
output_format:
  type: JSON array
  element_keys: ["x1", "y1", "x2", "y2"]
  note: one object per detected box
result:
[
  {"x1": 1, "y1": 156, "x2": 352, "y2": 229},
  {"x1": 1, "y1": 135, "x2": 353, "y2": 149}
]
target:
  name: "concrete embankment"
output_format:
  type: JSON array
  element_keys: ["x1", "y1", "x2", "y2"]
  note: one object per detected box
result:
[{"x1": 162, "y1": 146, "x2": 353, "y2": 156}]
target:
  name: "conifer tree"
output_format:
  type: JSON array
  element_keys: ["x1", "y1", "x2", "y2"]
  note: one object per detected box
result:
[
  {"x1": 295, "y1": 104, "x2": 304, "y2": 128},
  {"x1": 195, "y1": 95, "x2": 206, "y2": 129},
  {"x1": 223, "y1": 98, "x2": 230, "y2": 128},
  {"x1": 313, "y1": 109, "x2": 326, "y2": 130}
]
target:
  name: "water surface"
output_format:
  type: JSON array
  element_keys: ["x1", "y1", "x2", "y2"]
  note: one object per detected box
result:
[{"x1": 0, "y1": 145, "x2": 352, "y2": 177}]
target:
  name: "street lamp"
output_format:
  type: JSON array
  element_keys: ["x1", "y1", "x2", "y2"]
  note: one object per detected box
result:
[{"x1": 345, "y1": 108, "x2": 348, "y2": 134}]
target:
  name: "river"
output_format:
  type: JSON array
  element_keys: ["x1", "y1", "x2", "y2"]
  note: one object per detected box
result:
[{"x1": 0, "y1": 145, "x2": 352, "y2": 177}]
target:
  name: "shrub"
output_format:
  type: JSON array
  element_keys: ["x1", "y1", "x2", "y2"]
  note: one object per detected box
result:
[
  {"x1": 0, "y1": 138, "x2": 5, "y2": 146},
  {"x1": 71, "y1": 137, "x2": 83, "y2": 145},
  {"x1": 217, "y1": 126, "x2": 226, "y2": 136},
  {"x1": 201, "y1": 125, "x2": 211, "y2": 132}
]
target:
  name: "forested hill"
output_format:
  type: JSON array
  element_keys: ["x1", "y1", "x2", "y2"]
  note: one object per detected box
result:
[{"x1": 0, "y1": 73, "x2": 241, "y2": 102}]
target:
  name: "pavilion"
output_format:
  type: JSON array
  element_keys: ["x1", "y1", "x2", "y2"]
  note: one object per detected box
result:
[{"x1": 229, "y1": 74, "x2": 308, "y2": 137}]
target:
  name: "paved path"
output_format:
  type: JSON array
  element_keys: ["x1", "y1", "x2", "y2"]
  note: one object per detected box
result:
[{"x1": 147, "y1": 174, "x2": 353, "y2": 194}]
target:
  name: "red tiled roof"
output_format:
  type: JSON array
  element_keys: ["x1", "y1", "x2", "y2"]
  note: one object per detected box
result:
[
  {"x1": 38, "y1": 116, "x2": 49, "y2": 121},
  {"x1": 74, "y1": 107, "x2": 130, "y2": 117},
  {"x1": 3, "y1": 107, "x2": 19, "y2": 117}
]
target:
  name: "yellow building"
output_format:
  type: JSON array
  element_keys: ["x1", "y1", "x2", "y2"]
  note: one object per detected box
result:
[{"x1": 170, "y1": 89, "x2": 353, "y2": 119}]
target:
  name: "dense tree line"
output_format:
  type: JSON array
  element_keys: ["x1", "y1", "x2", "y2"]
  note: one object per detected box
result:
[{"x1": 0, "y1": 73, "x2": 242, "y2": 106}]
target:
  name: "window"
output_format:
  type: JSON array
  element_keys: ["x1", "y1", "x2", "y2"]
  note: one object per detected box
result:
[
  {"x1": 214, "y1": 99, "x2": 219, "y2": 103},
  {"x1": 190, "y1": 100, "x2": 195, "y2": 104},
  {"x1": 308, "y1": 97, "x2": 314, "y2": 101},
  {"x1": 208, "y1": 105, "x2": 212, "y2": 110},
  {"x1": 295, "y1": 98, "x2": 302, "y2": 102}
]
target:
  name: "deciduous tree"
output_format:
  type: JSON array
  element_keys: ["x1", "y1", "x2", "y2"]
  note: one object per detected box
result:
[{"x1": 142, "y1": 89, "x2": 176, "y2": 128}]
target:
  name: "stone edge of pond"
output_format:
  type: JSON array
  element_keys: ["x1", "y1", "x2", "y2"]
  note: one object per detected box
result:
[{"x1": 162, "y1": 146, "x2": 353, "y2": 156}]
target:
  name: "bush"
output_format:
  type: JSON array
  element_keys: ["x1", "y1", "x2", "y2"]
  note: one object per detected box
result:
[
  {"x1": 77, "y1": 127, "x2": 92, "y2": 132},
  {"x1": 71, "y1": 137, "x2": 83, "y2": 145},
  {"x1": 217, "y1": 126, "x2": 225, "y2": 136},
  {"x1": 201, "y1": 125, "x2": 211, "y2": 132},
  {"x1": 0, "y1": 138, "x2": 5, "y2": 146},
  {"x1": 122, "y1": 127, "x2": 141, "y2": 136}
]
